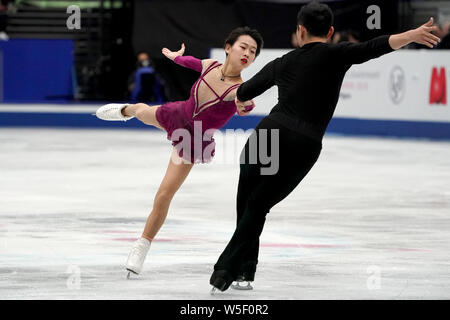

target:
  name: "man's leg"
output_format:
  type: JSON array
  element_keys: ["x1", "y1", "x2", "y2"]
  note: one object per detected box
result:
[
  {"x1": 211, "y1": 122, "x2": 322, "y2": 291},
  {"x1": 234, "y1": 136, "x2": 262, "y2": 280},
  {"x1": 214, "y1": 164, "x2": 311, "y2": 274}
]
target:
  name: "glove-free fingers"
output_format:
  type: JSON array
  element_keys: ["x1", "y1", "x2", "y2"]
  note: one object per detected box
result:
[
  {"x1": 427, "y1": 38, "x2": 438, "y2": 45},
  {"x1": 423, "y1": 17, "x2": 433, "y2": 26},
  {"x1": 428, "y1": 34, "x2": 441, "y2": 42},
  {"x1": 425, "y1": 26, "x2": 438, "y2": 32},
  {"x1": 423, "y1": 40, "x2": 434, "y2": 48},
  {"x1": 425, "y1": 34, "x2": 439, "y2": 45}
]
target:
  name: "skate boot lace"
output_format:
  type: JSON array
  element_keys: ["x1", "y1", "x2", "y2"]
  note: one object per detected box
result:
[{"x1": 104, "y1": 107, "x2": 120, "y2": 117}]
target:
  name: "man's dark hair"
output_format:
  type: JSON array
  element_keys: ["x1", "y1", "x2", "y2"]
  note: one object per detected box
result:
[
  {"x1": 297, "y1": 1, "x2": 334, "y2": 38},
  {"x1": 223, "y1": 26, "x2": 264, "y2": 57}
]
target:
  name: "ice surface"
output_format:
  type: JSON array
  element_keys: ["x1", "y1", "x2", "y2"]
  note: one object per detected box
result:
[{"x1": 1, "y1": 128, "x2": 449, "y2": 299}]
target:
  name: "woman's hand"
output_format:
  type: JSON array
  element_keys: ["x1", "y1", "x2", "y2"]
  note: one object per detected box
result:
[
  {"x1": 235, "y1": 97, "x2": 254, "y2": 116},
  {"x1": 162, "y1": 43, "x2": 185, "y2": 61}
]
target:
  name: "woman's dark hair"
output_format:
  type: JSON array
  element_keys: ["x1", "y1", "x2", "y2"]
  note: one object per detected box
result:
[
  {"x1": 297, "y1": 1, "x2": 334, "y2": 38},
  {"x1": 223, "y1": 26, "x2": 264, "y2": 57}
]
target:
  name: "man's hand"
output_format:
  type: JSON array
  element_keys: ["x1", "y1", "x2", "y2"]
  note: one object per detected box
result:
[
  {"x1": 162, "y1": 43, "x2": 186, "y2": 61},
  {"x1": 235, "y1": 97, "x2": 254, "y2": 116},
  {"x1": 408, "y1": 17, "x2": 441, "y2": 48},
  {"x1": 389, "y1": 17, "x2": 441, "y2": 50}
]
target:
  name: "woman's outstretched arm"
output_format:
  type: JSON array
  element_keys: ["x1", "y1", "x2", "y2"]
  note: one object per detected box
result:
[{"x1": 162, "y1": 43, "x2": 202, "y2": 72}]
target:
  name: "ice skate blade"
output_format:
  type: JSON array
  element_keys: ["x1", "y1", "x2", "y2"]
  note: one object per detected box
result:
[
  {"x1": 126, "y1": 269, "x2": 138, "y2": 279},
  {"x1": 231, "y1": 282, "x2": 253, "y2": 290},
  {"x1": 210, "y1": 287, "x2": 217, "y2": 295}
]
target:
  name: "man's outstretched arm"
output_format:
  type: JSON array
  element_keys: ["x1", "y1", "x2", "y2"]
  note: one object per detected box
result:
[
  {"x1": 237, "y1": 58, "x2": 278, "y2": 102},
  {"x1": 389, "y1": 17, "x2": 440, "y2": 50},
  {"x1": 335, "y1": 17, "x2": 441, "y2": 65}
]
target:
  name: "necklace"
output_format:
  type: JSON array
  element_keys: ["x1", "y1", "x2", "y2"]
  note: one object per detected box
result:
[{"x1": 220, "y1": 67, "x2": 241, "y2": 81}]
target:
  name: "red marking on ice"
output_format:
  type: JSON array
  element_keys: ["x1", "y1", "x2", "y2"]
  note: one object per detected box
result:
[
  {"x1": 260, "y1": 243, "x2": 341, "y2": 249},
  {"x1": 101, "y1": 230, "x2": 134, "y2": 234}
]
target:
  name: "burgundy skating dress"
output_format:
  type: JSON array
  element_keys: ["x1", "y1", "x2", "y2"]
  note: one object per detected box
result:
[{"x1": 155, "y1": 56, "x2": 252, "y2": 164}]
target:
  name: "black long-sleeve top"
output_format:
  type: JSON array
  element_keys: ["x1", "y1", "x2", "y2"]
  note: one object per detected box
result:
[{"x1": 237, "y1": 35, "x2": 395, "y2": 141}]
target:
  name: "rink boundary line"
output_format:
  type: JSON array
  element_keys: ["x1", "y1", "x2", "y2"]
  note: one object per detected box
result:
[
  {"x1": 0, "y1": 108, "x2": 450, "y2": 140},
  {"x1": 0, "y1": 104, "x2": 100, "y2": 113}
]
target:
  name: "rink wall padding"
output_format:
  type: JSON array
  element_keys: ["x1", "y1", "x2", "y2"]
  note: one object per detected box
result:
[
  {"x1": 1, "y1": 106, "x2": 450, "y2": 140},
  {"x1": 0, "y1": 39, "x2": 74, "y2": 102}
]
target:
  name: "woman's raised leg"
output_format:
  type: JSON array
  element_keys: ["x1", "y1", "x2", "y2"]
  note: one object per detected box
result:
[{"x1": 122, "y1": 103, "x2": 165, "y2": 130}]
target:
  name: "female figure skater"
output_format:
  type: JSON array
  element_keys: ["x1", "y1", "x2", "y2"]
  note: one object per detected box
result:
[{"x1": 96, "y1": 27, "x2": 263, "y2": 278}]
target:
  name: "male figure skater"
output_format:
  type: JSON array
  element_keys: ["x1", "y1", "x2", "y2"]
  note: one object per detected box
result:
[{"x1": 210, "y1": 1, "x2": 440, "y2": 292}]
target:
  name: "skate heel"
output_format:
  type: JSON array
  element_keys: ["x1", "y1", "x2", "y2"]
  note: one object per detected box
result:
[
  {"x1": 209, "y1": 270, "x2": 234, "y2": 293},
  {"x1": 211, "y1": 277, "x2": 228, "y2": 291}
]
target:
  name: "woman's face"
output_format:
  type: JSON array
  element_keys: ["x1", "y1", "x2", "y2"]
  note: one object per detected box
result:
[{"x1": 225, "y1": 35, "x2": 258, "y2": 69}]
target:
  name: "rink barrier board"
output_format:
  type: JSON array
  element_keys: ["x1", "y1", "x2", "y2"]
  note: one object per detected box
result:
[
  {"x1": 211, "y1": 48, "x2": 450, "y2": 124},
  {"x1": 1, "y1": 111, "x2": 450, "y2": 140}
]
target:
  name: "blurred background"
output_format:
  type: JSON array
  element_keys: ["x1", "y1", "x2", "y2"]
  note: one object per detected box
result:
[
  {"x1": 0, "y1": 0, "x2": 448, "y2": 102},
  {"x1": 0, "y1": 0, "x2": 449, "y2": 138}
]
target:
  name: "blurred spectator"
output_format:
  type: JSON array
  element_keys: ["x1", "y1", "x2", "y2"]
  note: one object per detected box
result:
[
  {"x1": 128, "y1": 52, "x2": 165, "y2": 104},
  {"x1": 330, "y1": 31, "x2": 340, "y2": 44},
  {"x1": 293, "y1": 28, "x2": 359, "y2": 47},
  {"x1": 0, "y1": 0, "x2": 9, "y2": 40},
  {"x1": 436, "y1": 21, "x2": 450, "y2": 49},
  {"x1": 438, "y1": 32, "x2": 450, "y2": 49},
  {"x1": 346, "y1": 29, "x2": 360, "y2": 43},
  {"x1": 331, "y1": 29, "x2": 360, "y2": 44},
  {"x1": 291, "y1": 31, "x2": 299, "y2": 48}
]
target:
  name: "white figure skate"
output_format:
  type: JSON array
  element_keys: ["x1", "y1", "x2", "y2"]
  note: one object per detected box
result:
[
  {"x1": 95, "y1": 103, "x2": 134, "y2": 121},
  {"x1": 125, "y1": 238, "x2": 151, "y2": 279}
]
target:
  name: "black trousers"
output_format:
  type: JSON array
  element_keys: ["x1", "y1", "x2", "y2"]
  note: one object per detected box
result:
[{"x1": 213, "y1": 116, "x2": 322, "y2": 278}]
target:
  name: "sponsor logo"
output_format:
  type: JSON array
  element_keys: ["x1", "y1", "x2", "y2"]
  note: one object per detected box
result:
[
  {"x1": 429, "y1": 67, "x2": 447, "y2": 105},
  {"x1": 389, "y1": 66, "x2": 406, "y2": 105}
]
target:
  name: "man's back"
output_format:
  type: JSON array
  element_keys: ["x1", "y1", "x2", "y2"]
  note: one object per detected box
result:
[{"x1": 238, "y1": 35, "x2": 393, "y2": 139}]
